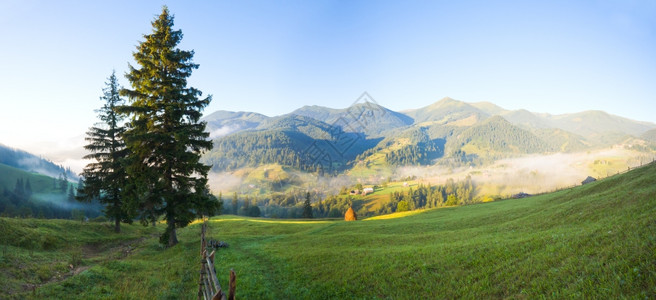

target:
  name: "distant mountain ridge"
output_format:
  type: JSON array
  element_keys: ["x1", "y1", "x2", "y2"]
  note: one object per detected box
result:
[{"x1": 201, "y1": 97, "x2": 656, "y2": 171}]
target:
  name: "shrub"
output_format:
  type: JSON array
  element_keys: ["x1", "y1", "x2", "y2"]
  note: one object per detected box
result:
[
  {"x1": 90, "y1": 216, "x2": 108, "y2": 223},
  {"x1": 36, "y1": 265, "x2": 52, "y2": 282},
  {"x1": 69, "y1": 250, "x2": 82, "y2": 267},
  {"x1": 41, "y1": 235, "x2": 59, "y2": 250}
]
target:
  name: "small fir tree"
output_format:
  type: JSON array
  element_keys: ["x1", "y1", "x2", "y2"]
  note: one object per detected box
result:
[{"x1": 79, "y1": 71, "x2": 132, "y2": 233}]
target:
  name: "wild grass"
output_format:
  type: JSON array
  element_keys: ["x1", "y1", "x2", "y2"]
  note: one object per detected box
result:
[{"x1": 1, "y1": 163, "x2": 654, "y2": 299}]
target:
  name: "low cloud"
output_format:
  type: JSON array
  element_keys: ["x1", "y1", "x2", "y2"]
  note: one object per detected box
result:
[
  {"x1": 397, "y1": 147, "x2": 655, "y2": 197},
  {"x1": 210, "y1": 124, "x2": 241, "y2": 139},
  {"x1": 207, "y1": 172, "x2": 243, "y2": 194}
]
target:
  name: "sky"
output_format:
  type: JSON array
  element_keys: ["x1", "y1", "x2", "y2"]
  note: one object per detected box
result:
[{"x1": 0, "y1": 0, "x2": 655, "y2": 171}]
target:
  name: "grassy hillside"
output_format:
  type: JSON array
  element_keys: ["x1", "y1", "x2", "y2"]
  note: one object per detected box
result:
[
  {"x1": 215, "y1": 163, "x2": 655, "y2": 299},
  {"x1": 0, "y1": 163, "x2": 59, "y2": 193},
  {"x1": 2, "y1": 162, "x2": 654, "y2": 299}
]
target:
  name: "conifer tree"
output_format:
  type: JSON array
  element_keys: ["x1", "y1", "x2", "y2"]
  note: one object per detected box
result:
[
  {"x1": 79, "y1": 71, "x2": 132, "y2": 233},
  {"x1": 302, "y1": 192, "x2": 313, "y2": 218},
  {"x1": 24, "y1": 179, "x2": 32, "y2": 199},
  {"x1": 232, "y1": 192, "x2": 238, "y2": 215},
  {"x1": 119, "y1": 7, "x2": 213, "y2": 247},
  {"x1": 67, "y1": 184, "x2": 76, "y2": 202},
  {"x1": 14, "y1": 178, "x2": 24, "y2": 199}
]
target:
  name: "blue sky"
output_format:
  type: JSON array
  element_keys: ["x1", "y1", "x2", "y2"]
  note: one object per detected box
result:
[{"x1": 1, "y1": 0, "x2": 655, "y2": 161}]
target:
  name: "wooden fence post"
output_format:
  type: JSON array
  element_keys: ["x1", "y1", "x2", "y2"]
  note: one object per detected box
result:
[
  {"x1": 199, "y1": 250, "x2": 206, "y2": 300},
  {"x1": 228, "y1": 269, "x2": 236, "y2": 300}
]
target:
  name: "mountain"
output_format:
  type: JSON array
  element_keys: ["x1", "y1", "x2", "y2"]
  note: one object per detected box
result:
[
  {"x1": 547, "y1": 110, "x2": 654, "y2": 140},
  {"x1": 202, "y1": 110, "x2": 269, "y2": 138},
  {"x1": 288, "y1": 105, "x2": 342, "y2": 123},
  {"x1": 404, "y1": 97, "x2": 489, "y2": 126},
  {"x1": 203, "y1": 115, "x2": 380, "y2": 172},
  {"x1": 0, "y1": 144, "x2": 77, "y2": 179},
  {"x1": 470, "y1": 101, "x2": 507, "y2": 116},
  {"x1": 201, "y1": 98, "x2": 656, "y2": 173},
  {"x1": 500, "y1": 109, "x2": 555, "y2": 129},
  {"x1": 290, "y1": 103, "x2": 413, "y2": 136}
]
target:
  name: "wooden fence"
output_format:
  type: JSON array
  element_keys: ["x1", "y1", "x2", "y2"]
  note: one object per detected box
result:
[{"x1": 199, "y1": 222, "x2": 235, "y2": 300}]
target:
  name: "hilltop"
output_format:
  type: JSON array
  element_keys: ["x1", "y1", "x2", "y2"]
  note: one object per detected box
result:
[{"x1": 1, "y1": 161, "x2": 654, "y2": 298}]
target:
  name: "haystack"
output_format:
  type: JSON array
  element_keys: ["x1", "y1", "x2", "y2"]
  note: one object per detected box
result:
[{"x1": 344, "y1": 207, "x2": 357, "y2": 221}]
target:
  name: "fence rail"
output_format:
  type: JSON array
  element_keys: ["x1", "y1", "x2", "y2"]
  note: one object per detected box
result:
[{"x1": 198, "y1": 222, "x2": 235, "y2": 300}]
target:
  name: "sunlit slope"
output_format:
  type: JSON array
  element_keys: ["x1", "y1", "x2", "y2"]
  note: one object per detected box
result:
[{"x1": 210, "y1": 162, "x2": 656, "y2": 299}]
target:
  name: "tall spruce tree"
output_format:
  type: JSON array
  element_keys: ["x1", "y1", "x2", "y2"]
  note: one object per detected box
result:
[
  {"x1": 79, "y1": 71, "x2": 132, "y2": 233},
  {"x1": 119, "y1": 7, "x2": 214, "y2": 247}
]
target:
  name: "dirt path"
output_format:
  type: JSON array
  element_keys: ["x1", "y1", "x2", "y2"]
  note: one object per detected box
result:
[{"x1": 31, "y1": 234, "x2": 158, "y2": 292}]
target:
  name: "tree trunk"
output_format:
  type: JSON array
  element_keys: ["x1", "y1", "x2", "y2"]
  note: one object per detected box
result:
[
  {"x1": 168, "y1": 220, "x2": 178, "y2": 247},
  {"x1": 114, "y1": 218, "x2": 121, "y2": 233}
]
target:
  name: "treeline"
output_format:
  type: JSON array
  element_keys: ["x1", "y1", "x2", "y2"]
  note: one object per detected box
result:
[
  {"x1": 377, "y1": 176, "x2": 475, "y2": 215},
  {"x1": 224, "y1": 190, "x2": 313, "y2": 219},
  {"x1": 221, "y1": 177, "x2": 476, "y2": 219},
  {"x1": 385, "y1": 142, "x2": 442, "y2": 166}
]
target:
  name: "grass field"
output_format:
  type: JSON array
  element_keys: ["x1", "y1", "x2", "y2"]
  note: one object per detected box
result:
[{"x1": 1, "y1": 162, "x2": 655, "y2": 299}]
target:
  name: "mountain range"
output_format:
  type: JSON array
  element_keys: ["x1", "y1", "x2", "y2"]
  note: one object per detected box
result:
[{"x1": 201, "y1": 97, "x2": 656, "y2": 173}]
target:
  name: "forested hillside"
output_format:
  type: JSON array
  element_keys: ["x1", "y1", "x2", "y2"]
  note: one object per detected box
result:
[
  {"x1": 203, "y1": 115, "x2": 381, "y2": 172},
  {"x1": 444, "y1": 116, "x2": 553, "y2": 159},
  {"x1": 203, "y1": 98, "x2": 656, "y2": 176}
]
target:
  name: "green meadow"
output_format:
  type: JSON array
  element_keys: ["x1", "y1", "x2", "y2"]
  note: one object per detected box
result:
[{"x1": 1, "y1": 163, "x2": 655, "y2": 299}]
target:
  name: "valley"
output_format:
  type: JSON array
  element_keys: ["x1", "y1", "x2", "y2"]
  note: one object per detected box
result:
[{"x1": 200, "y1": 97, "x2": 656, "y2": 218}]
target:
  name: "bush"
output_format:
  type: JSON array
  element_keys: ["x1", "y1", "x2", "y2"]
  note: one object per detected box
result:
[
  {"x1": 36, "y1": 265, "x2": 52, "y2": 282},
  {"x1": 69, "y1": 250, "x2": 82, "y2": 267},
  {"x1": 18, "y1": 233, "x2": 40, "y2": 250},
  {"x1": 41, "y1": 235, "x2": 59, "y2": 250}
]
